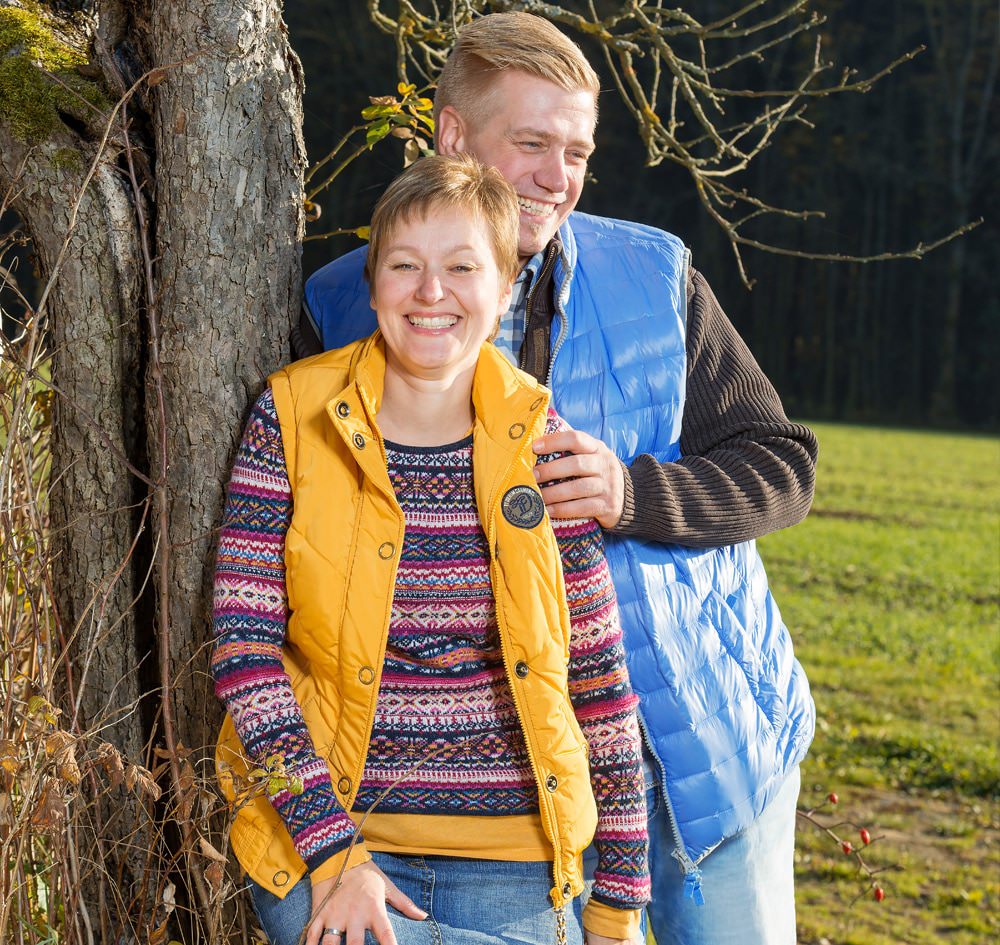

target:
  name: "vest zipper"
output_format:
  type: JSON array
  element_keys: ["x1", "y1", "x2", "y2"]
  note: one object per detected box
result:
[
  {"x1": 348, "y1": 390, "x2": 406, "y2": 799},
  {"x1": 635, "y1": 710, "x2": 706, "y2": 904},
  {"x1": 485, "y1": 412, "x2": 566, "y2": 907},
  {"x1": 519, "y1": 243, "x2": 560, "y2": 374},
  {"x1": 489, "y1": 553, "x2": 564, "y2": 899},
  {"x1": 545, "y1": 260, "x2": 572, "y2": 389}
]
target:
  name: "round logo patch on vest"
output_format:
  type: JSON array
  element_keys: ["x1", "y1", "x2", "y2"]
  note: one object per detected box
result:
[{"x1": 501, "y1": 485, "x2": 545, "y2": 529}]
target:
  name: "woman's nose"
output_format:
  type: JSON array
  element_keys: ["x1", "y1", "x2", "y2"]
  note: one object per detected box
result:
[{"x1": 415, "y1": 272, "x2": 445, "y2": 303}]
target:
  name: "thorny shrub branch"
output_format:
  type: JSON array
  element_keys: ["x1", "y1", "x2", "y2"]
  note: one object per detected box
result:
[{"x1": 798, "y1": 791, "x2": 895, "y2": 904}]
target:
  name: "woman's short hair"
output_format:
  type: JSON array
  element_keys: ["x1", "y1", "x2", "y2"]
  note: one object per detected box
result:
[
  {"x1": 364, "y1": 153, "x2": 521, "y2": 289},
  {"x1": 434, "y1": 12, "x2": 600, "y2": 129}
]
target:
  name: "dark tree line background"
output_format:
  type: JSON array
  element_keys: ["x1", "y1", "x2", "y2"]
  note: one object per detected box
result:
[
  {"x1": 1, "y1": 0, "x2": 996, "y2": 425},
  {"x1": 289, "y1": 0, "x2": 998, "y2": 428}
]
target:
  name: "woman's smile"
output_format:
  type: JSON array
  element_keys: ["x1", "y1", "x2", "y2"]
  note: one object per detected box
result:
[
  {"x1": 372, "y1": 204, "x2": 512, "y2": 385},
  {"x1": 405, "y1": 313, "x2": 459, "y2": 330}
]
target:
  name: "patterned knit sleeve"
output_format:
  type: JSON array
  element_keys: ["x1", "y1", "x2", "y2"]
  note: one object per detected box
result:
[
  {"x1": 211, "y1": 388, "x2": 364, "y2": 877},
  {"x1": 539, "y1": 409, "x2": 650, "y2": 938}
]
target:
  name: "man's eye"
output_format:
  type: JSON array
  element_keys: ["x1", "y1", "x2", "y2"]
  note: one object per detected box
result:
[{"x1": 519, "y1": 140, "x2": 542, "y2": 150}]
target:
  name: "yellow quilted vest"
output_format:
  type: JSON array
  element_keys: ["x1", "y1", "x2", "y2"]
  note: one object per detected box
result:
[{"x1": 216, "y1": 335, "x2": 597, "y2": 908}]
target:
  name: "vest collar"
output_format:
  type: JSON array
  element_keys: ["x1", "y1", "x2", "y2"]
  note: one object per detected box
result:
[
  {"x1": 555, "y1": 215, "x2": 578, "y2": 309},
  {"x1": 325, "y1": 332, "x2": 551, "y2": 466}
]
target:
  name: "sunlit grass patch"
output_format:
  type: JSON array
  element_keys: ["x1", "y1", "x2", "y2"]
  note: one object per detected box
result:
[{"x1": 760, "y1": 423, "x2": 999, "y2": 945}]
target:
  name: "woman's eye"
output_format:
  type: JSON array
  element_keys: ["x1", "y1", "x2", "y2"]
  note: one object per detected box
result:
[
  {"x1": 452, "y1": 264, "x2": 474, "y2": 273},
  {"x1": 391, "y1": 262, "x2": 415, "y2": 270}
]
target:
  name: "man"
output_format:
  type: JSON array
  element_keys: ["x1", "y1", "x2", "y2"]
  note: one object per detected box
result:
[{"x1": 298, "y1": 13, "x2": 817, "y2": 945}]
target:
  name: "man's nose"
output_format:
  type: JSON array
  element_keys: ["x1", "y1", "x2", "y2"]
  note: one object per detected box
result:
[
  {"x1": 535, "y1": 151, "x2": 570, "y2": 195},
  {"x1": 415, "y1": 272, "x2": 445, "y2": 302}
]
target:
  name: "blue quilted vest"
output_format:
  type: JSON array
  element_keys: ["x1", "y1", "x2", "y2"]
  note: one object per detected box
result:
[{"x1": 304, "y1": 212, "x2": 815, "y2": 895}]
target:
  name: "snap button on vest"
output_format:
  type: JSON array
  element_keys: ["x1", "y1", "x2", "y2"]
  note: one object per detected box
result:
[
  {"x1": 337, "y1": 776, "x2": 351, "y2": 795},
  {"x1": 514, "y1": 661, "x2": 529, "y2": 678},
  {"x1": 336, "y1": 401, "x2": 350, "y2": 418},
  {"x1": 358, "y1": 666, "x2": 375, "y2": 685},
  {"x1": 529, "y1": 397, "x2": 544, "y2": 412},
  {"x1": 352, "y1": 433, "x2": 366, "y2": 449},
  {"x1": 273, "y1": 870, "x2": 290, "y2": 887},
  {"x1": 545, "y1": 774, "x2": 558, "y2": 792},
  {"x1": 562, "y1": 881, "x2": 572, "y2": 898},
  {"x1": 378, "y1": 542, "x2": 395, "y2": 559},
  {"x1": 508, "y1": 422, "x2": 525, "y2": 440}
]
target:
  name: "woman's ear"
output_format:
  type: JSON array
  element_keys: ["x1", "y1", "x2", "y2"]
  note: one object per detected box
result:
[
  {"x1": 369, "y1": 294, "x2": 377, "y2": 312},
  {"x1": 498, "y1": 280, "x2": 513, "y2": 315},
  {"x1": 488, "y1": 283, "x2": 512, "y2": 344},
  {"x1": 436, "y1": 106, "x2": 466, "y2": 156}
]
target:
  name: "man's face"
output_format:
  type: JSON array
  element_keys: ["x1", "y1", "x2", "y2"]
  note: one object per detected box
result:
[{"x1": 438, "y1": 71, "x2": 597, "y2": 263}]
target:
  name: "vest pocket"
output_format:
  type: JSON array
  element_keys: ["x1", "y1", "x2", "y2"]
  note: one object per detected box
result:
[
  {"x1": 705, "y1": 589, "x2": 786, "y2": 736},
  {"x1": 231, "y1": 804, "x2": 306, "y2": 899},
  {"x1": 284, "y1": 523, "x2": 345, "y2": 669}
]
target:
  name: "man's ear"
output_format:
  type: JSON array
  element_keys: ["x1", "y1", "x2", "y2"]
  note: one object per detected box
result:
[{"x1": 436, "y1": 105, "x2": 467, "y2": 156}]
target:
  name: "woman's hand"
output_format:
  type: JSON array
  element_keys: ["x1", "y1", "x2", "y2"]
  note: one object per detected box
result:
[{"x1": 305, "y1": 860, "x2": 427, "y2": 945}]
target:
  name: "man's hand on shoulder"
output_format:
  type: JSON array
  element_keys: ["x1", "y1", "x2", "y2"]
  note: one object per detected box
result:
[{"x1": 532, "y1": 429, "x2": 625, "y2": 529}]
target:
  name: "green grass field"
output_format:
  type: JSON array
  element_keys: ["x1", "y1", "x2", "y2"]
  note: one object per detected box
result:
[{"x1": 757, "y1": 423, "x2": 999, "y2": 944}]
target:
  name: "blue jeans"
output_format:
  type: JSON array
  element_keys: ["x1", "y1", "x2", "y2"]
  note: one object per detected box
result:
[
  {"x1": 642, "y1": 764, "x2": 800, "y2": 945},
  {"x1": 249, "y1": 852, "x2": 586, "y2": 945}
]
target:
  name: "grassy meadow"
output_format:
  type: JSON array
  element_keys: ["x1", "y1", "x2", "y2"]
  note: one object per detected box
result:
[{"x1": 758, "y1": 423, "x2": 999, "y2": 944}]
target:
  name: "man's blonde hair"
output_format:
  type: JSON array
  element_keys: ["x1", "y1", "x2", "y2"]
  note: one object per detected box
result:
[
  {"x1": 434, "y1": 12, "x2": 600, "y2": 129},
  {"x1": 364, "y1": 153, "x2": 521, "y2": 289}
]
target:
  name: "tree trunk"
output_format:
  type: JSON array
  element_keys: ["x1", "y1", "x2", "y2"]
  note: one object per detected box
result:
[
  {"x1": 0, "y1": 1, "x2": 304, "y2": 939},
  {"x1": 148, "y1": 0, "x2": 306, "y2": 761}
]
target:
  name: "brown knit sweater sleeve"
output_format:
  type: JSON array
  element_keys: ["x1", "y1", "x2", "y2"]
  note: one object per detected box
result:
[{"x1": 612, "y1": 268, "x2": 818, "y2": 547}]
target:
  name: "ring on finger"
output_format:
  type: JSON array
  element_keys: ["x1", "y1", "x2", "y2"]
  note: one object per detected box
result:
[{"x1": 322, "y1": 930, "x2": 342, "y2": 940}]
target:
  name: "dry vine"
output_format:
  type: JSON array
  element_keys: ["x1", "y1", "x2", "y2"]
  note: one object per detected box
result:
[{"x1": 1, "y1": 184, "x2": 167, "y2": 944}]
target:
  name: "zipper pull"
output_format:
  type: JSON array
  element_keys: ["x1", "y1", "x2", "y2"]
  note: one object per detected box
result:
[{"x1": 683, "y1": 866, "x2": 705, "y2": 906}]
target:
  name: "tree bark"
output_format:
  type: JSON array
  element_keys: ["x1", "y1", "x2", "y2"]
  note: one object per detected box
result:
[{"x1": 147, "y1": 0, "x2": 306, "y2": 758}]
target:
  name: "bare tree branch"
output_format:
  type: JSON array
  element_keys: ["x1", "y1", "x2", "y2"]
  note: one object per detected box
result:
[{"x1": 364, "y1": 0, "x2": 973, "y2": 286}]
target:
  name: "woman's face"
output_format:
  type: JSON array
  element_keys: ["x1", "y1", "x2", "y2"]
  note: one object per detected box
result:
[{"x1": 372, "y1": 204, "x2": 513, "y2": 385}]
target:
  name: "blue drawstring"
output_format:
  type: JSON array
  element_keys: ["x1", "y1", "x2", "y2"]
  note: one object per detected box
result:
[{"x1": 683, "y1": 867, "x2": 705, "y2": 906}]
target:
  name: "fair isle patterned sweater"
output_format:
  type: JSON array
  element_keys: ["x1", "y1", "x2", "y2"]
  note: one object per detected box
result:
[{"x1": 212, "y1": 390, "x2": 649, "y2": 913}]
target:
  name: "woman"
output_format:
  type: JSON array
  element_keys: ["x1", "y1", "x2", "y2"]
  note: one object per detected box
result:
[{"x1": 212, "y1": 154, "x2": 648, "y2": 945}]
